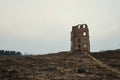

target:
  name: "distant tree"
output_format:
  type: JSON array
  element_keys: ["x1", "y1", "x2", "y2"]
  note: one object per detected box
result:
[
  {"x1": 0, "y1": 50, "x2": 4, "y2": 55},
  {"x1": 0, "y1": 50, "x2": 22, "y2": 56},
  {"x1": 16, "y1": 52, "x2": 21, "y2": 55},
  {"x1": 4, "y1": 51, "x2": 9, "y2": 55},
  {"x1": 10, "y1": 51, "x2": 16, "y2": 55},
  {"x1": 0, "y1": 50, "x2": 2, "y2": 55}
]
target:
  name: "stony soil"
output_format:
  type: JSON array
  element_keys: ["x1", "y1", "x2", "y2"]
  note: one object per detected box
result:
[
  {"x1": 0, "y1": 52, "x2": 120, "y2": 80},
  {"x1": 91, "y1": 51, "x2": 120, "y2": 70}
]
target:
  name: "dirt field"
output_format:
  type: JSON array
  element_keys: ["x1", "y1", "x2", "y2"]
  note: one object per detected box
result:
[{"x1": 0, "y1": 50, "x2": 120, "y2": 80}]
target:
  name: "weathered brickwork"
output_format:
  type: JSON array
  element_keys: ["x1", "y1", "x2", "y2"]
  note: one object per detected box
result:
[{"x1": 71, "y1": 24, "x2": 90, "y2": 54}]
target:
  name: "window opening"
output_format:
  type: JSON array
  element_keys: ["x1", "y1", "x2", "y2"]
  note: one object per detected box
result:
[
  {"x1": 78, "y1": 24, "x2": 80, "y2": 29},
  {"x1": 83, "y1": 32, "x2": 86, "y2": 36},
  {"x1": 83, "y1": 25, "x2": 85, "y2": 28},
  {"x1": 78, "y1": 44, "x2": 80, "y2": 48}
]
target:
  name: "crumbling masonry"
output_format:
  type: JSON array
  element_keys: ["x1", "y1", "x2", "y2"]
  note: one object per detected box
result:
[{"x1": 71, "y1": 24, "x2": 90, "y2": 54}]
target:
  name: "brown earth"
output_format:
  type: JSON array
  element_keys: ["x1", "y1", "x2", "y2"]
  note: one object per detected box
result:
[
  {"x1": 91, "y1": 49, "x2": 120, "y2": 70},
  {"x1": 0, "y1": 51, "x2": 120, "y2": 80}
]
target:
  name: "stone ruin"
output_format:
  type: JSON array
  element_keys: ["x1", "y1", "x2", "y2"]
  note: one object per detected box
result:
[{"x1": 71, "y1": 24, "x2": 90, "y2": 54}]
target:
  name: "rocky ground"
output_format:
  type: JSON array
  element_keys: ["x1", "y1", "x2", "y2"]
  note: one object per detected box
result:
[
  {"x1": 0, "y1": 51, "x2": 120, "y2": 80},
  {"x1": 91, "y1": 50, "x2": 120, "y2": 70}
]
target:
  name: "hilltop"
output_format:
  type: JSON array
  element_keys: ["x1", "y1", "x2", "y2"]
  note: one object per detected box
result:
[{"x1": 0, "y1": 50, "x2": 120, "y2": 80}]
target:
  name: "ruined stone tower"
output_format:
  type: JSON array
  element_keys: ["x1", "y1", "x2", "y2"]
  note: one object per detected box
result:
[{"x1": 71, "y1": 24, "x2": 90, "y2": 54}]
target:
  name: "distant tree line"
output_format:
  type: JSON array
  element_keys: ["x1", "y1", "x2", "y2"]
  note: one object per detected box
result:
[{"x1": 0, "y1": 50, "x2": 22, "y2": 56}]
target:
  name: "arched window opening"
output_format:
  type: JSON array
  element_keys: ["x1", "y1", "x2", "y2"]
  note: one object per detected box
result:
[
  {"x1": 83, "y1": 32, "x2": 86, "y2": 36},
  {"x1": 83, "y1": 25, "x2": 85, "y2": 28},
  {"x1": 78, "y1": 24, "x2": 80, "y2": 29}
]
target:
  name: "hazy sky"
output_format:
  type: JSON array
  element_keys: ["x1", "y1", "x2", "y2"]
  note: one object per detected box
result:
[{"x1": 0, "y1": 0, "x2": 120, "y2": 54}]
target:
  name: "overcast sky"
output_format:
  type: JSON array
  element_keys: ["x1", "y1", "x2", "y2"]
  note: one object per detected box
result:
[{"x1": 0, "y1": 0, "x2": 120, "y2": 54}]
